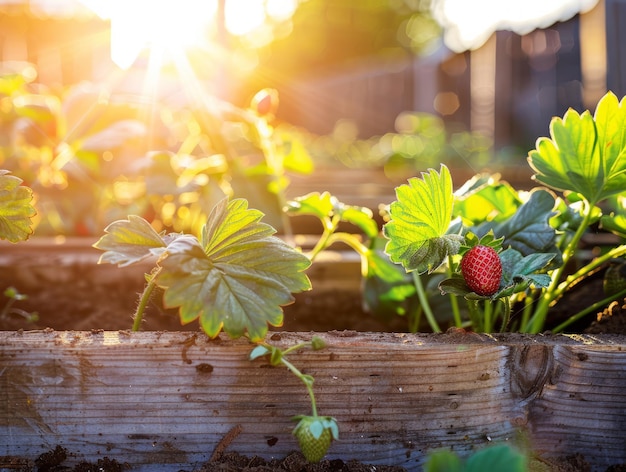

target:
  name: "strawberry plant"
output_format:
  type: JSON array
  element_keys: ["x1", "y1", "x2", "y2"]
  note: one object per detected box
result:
[
  {"x1": 93, "y1": 197, "x2": 310, "y2": 338},
  {"x1": 286, "y1": 191, "x2": 421, "y2": 328},
  {"x1": 384, "y1": 91, "x2": 626, "y2": 333},
  {"x1": 250, "y1": 336, "x2": 339, "y2": 463},
  {"x1": 94, "y1": 197, "x2": 340, "y2": 460}
]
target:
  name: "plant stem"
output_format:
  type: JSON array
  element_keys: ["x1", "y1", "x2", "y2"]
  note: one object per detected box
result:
[
  {"x1": 256, "y1": 115, "x2": 294, "y2": 241},
  {"x1": 412, "y1": 271, "x2": 441, "y2": 333},
  {"x1": 447, "y1": 255, "x2": 463, "y2": 327},
  {"x1": 280, "y1": 357, "x2": 318, "y2": 417},
  {"x1": 500, "y1": 297, "x2": 511, "y2": 333},
  {"x1": 306, "y1": 216, "x2": 339, "y2": 262},
  {"x1": 527, "y1": 204, "x2": 594, "y2": 333},
  {"x1": 132, "y1": 268, "x2": 161, "y2": 332},
  {"x1": 551, "y1": 286, "x2": 626, "y2": 333},
  {"x1": 466, "y1": 299, "x2": 481, "y2": 330},
  {"x1": 483, "y1": 300, "x2": 493, "y2": 333}
]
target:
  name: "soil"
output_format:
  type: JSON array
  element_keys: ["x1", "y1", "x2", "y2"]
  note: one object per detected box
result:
[
  {"x1": 5, "y1": 446, "x2": 626, "y2": 472},
  {"x1": 1, "y1": 258, "x2": 625, "y2": 335},
  {"x1": 1, "y1": 250, "x2": 626, "y2": 471}
]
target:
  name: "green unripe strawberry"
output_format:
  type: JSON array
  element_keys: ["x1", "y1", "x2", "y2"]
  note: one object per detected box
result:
[
  {"x1": 292, "y1": 415, "x2": 339, "y2": 463},
  {"x1": 460, "y1": 245, "x2": 502, "y2": 296}
]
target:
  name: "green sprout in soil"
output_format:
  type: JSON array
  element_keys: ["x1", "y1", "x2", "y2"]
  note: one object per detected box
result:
[
  {"x1": 250, "y1": 336, "x2": 339, "y2": 463},
  {"x1": 0, "y1": 286, "x2": 38, "y2": 324}
]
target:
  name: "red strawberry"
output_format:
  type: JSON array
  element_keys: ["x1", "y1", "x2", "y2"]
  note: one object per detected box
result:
[{"x1": 460, "y1": 245, "x2": 502, "y2": 296}]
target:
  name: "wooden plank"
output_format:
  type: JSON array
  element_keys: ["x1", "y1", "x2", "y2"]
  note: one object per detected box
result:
[{"x1": 1, "y1": 331, "x2": 625, "y2": 471}]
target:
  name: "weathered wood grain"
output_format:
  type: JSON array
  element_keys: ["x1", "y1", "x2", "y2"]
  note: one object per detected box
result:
[{"x1": 1, "y1": 330, "x2": 625, "y2": 471}]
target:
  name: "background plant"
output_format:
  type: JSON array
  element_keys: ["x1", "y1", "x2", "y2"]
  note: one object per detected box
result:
[
  {"x1": 0, "y1": 169, "x2": 37, "y2": 322},
  {"x1": 0, "y1": 63, "x2": 312, "y2": 237}
]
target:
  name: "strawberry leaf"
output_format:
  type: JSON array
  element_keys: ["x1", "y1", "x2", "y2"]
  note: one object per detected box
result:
[
  {"x1": 157, "y1": 198, "x2": 311, "y2": 341},
  {"x1": 495, "y1": 248, "x2": 554, "y2": 297},
  {"x1": 285, "y1": 192, "x2": 333, "y2": 220},
  {"x1": 528, "y1": 91, "x2": 626, "y2": 206},
  {"x1": 454, "y1": 175, "x2": 521, "y2": 225},
  {"x1": 363, "y1": 247, "x2": 417, "y2": 318},
  {"x1": 465, "y1": 444, "x2": 527, "y2": 472},
  {"x1": 0, "y1": 170, "x2": 36, "y2": 243},
  {"x1": 93, "y1": 215, "x2": 171, "y2": 267},
  {"x1": 493, "y1": 189, "x2": 558, "y2": 257},
  {"x1": 384, "y1": 165, "x2": 463, "y2": 274},
  {"x1": 286, "y1": 192, "x2": 378, "y2": 238},
  {"x1": 335, "y1": 203, "x2": 378, "y2": 239}
]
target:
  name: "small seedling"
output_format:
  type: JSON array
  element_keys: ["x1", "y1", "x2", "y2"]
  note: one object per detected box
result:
[
  {"x1": 250, "y1": 336, "x2": 339, "y2": 463},
  {"x1": 0, "y1": 286, "x2": 38, "y2": 323}
]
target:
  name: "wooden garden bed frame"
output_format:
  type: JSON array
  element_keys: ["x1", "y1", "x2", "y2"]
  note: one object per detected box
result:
[{"x1": 1, "y1": 330, "x2": 625, "y2": 471}]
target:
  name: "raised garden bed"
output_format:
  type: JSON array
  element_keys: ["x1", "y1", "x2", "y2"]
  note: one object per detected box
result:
[
  {"x1": 2, "y1": 330, "x2": 626, "y2": 471},
  {"x1": 1, "y1": 239, "x2": 626, "y2": 471}
]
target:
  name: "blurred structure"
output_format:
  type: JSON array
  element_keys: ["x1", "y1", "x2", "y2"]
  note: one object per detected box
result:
[{"x1": 0, "y1": 0, "x2": 617, "y2": 157}]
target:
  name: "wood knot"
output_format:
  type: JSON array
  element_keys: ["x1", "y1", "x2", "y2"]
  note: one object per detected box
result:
[{"x1": 510, "y1": 345, "x2": 553, "y2": 399}]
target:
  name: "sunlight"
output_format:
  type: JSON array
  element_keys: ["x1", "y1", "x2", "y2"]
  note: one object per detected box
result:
[
  {"x1": 225, "y1": 0, "x2": 265, "y2": 37},
  {"x1": 80, "y1": 0, "x2": 299, "y2": 69},
  {"x1": 431, "y1": 0, "x2": 599, "y2": 52},
  {"x1": 80, "y1": 0, "x2": 217, "y2": 69}
]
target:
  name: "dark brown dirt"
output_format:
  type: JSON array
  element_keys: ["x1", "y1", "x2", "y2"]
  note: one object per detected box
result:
[{"x1": 7, "y1": 447, "x2": 625, "y2": 472}]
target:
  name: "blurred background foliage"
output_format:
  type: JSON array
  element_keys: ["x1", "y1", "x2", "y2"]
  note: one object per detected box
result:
[{"x1": 0, "y1": 0, "x2": 611, "y2": 237}]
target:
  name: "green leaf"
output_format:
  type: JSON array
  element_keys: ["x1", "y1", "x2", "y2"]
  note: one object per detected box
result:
[
  {"x1": 498, "y1": 248, "x2": 555, "y2": 296},
  {"x1": 287, "y1": 192, "x2": 378, "y2": 238},
  {"x1": 465, "y1": 444, "x2": 527, "y2": 472},
  {"x1": 285, "y1": 192, "x2": 334, "y2": 220},
  {"x1": 601, "y1": 213, "x2": 626, "y2": 238},
  {"x1": 528, "y1": 91, "x2": 626, "y2": 205},
  {"x1": 454, "y1": 175, "x2": 521, "y2": 225},
  {"x1": 384, "y1": 165, "x2": 463, "y2": 273},
  {"x1": 281, "y1": 134, "x2": 314, "y2": 175},
  {"x1": 93, "y1": 215, "x2": 169, "y2": 267},
  {"x1": 494, "y1": 189, "x2": 558, "y2": 257},
  {"x1": 363, "y1": 247, "x2": 416, "y2": 318},
  {"x1": 157, "y1": 198, "x2": 312, "y2": 341},
  {"x1": 438, "y1": 274, "x2": 472, "y2": 297},
  {"x1": 249, "y1": 344, "x2": 270, "y2": 360},
  {"x1": 0, "y1": 170, "x2": 36, "y2": 243},
  {"x1": 423, "y1": 450, "x2": 463, "y2": 472},
  {"x1": 336, "y1": 204, "x2": 378, "y2": 239},
  {"x1": 592, "y1": 92, "x2": 626, "y2": 199}
]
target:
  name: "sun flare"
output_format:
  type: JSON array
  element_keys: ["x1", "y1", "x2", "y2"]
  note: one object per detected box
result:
[{"x1": 80, "y1": 0, "x2": 299, "y2": 70}]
